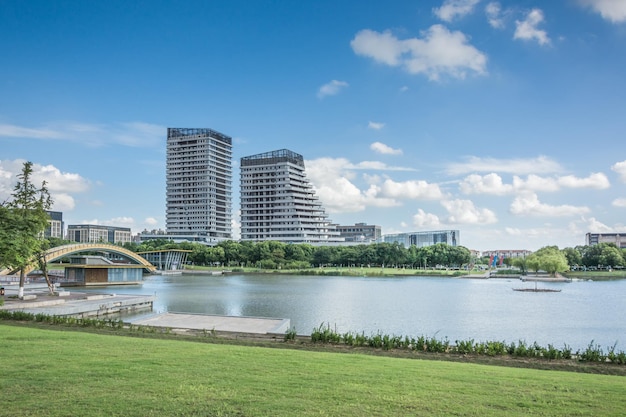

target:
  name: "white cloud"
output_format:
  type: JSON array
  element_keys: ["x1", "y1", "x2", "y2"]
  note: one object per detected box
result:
[
  {"x1": 514, "y1": 9, "x2": 550, "y2": 46},
  {"x1": 317, "y1": 80, "x2": 349, "y2": 98},
  {"x1": 510, "y1": 193, "x2": 590, "y2": 216},
  {"x1": 433, "y1": 0, "x2": 480, "y2": 22},
  {"x1": 0, "y1": 159, "x2": 91, "y2": 211},
  {"x1": 557, "y1": 173, "x2": 610, "y2": 189},
  {"x1": 0, "y1": 121, "x2": 165, "y2": 148},
  {"x1": 351, "y1": 25, "x2": 487, "y2": 81},
  {"x1": 459, "y1": 173, "x2": 513, "y2": 195},
  {"x1": 368, "y1": 121, "x2": 385, "y2": 130},
  {"x1": 446, "y1": 155, "x2": 562, "y2": 176},
  {"x1": 613, "y1": 198, "x2": 626, "y2": 208},
  {"x1": 413, "y1": 209, "x2": 441, "y2": 228},
  {"x1": 580, "y1": 0, "x2": 626, "y2": 23},
  {"x1": 442, "y1": 199, "x2": 498, "y2": 224},
  {"x1": 375, "y1": 178, "x2": 444, "y2": 200},
  {"x1": 485, "y1": 2, "x2": 505, "y2": 28},
  {"x1": 460, "y1": 172, "x2": 609, "y2": 195},
  {"x1": 370, "y1": 141, "x2": 402, "y2": 155},
  {"x1": 80, "y1": 217, "x2": 135, "y2": 226},
  {"x1": 611, "y1": 160, "x2": 626, "y2": 182},
  {"x1": 305, "y1": 158, "x2": 402, "y2": 213},
  {"x1": 144, "y1": 217, "x2": 158, "y2": 226}
]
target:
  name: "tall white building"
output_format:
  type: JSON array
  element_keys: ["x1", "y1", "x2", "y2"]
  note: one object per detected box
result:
[
  {"x1": 166, "y1": 128, "x2": 232, "y2": 243},
  {"x1": 240, "y1": 149, "x2": 342, "y2": 243}
]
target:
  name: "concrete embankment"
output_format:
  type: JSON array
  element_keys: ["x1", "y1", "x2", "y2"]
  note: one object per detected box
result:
[{"x1": 0, "y1": 284, "x2": 154, "y2": 318}]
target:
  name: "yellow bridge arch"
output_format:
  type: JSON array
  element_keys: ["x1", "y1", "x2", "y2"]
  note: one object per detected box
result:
[{"x1": 0, "y1": 243, "x2": 156, "y2": 276}]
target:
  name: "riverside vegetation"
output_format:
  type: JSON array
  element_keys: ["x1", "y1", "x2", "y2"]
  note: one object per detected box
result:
[
  {"x1": 2, "y1": 320, "x2": 626, "y2": 417},
  {"x1": 2, "y1": 311, "x2": 626, "y2": 370}
]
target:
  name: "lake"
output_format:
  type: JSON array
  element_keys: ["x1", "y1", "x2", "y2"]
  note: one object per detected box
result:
[{"x1": 82, "y1": 273, "x2": 625, "y2": 352}]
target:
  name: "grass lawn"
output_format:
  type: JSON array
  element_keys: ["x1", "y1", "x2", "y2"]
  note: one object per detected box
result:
[{"x1": 2, "y1": 324, "x2": 625, "y2": 416}]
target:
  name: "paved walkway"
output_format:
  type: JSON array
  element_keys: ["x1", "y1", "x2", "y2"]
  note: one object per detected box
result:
[{"x1": 132, "y1": 312, "x2": 290, "y2": 335}]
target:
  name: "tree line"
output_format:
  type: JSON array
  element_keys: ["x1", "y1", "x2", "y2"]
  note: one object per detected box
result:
[{"x1": 121, "y1": 239, "x2": 473, "y2": 270}]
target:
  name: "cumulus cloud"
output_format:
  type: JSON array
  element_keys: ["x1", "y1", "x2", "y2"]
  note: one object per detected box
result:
[
  {"x1": 446, "y1": 155, "x2": 562, "y2": 176},
  {"x1": 370, "y1": 141, "x2": 402, "y2": 155},
  {"x1": 0, "y1": 159, "x2": 91, "y2": 211},
  {"x1": 613, "y1": 198, "x2": 626, "y2": 208},
  {"x1": 485, "y1": 2, "x2": 505, "y2": 28},
  {"x1": 144, "y1": 217, "x2": 158, "y2": 226},
  {"x1": 305, "y1": 157, "x2": 402, "y2": 213},
  {"x1": 514, "y1": 9, "x2": 550, "y2": 46},
  {"x1": 611, "y1": 160, "x2": 626, "y2": 182},
  {"x1": 510, "y1": 193, "x2": 590, "y2": 216},
  {"x1": 433, "y1": 0, "x2": 480, "y2": 22},
  {"x1": 317, "y1": 80, "x2": 349, "y2": 98},
  {"x1": 351, "y1": 25, "x2": 487, "y2": 81},
  {"x1": 0, "y1": 121, "x2": 165, "y2": 148},
  {"x1": 580, "y1": 0, "x2": 626, "y2": 23},
  {"x1": 459, "y1": 173, "x2": 514, "y2": 195},
  {"x1": 368, "y1": 121, "x2": 385, "y2": 130},
  {"x1": 442, "y1": 199, "x2": 498, "y2": 224},
  {"x1": 413, "y1": 209, "x2": 441, "y2": 228},
  {"x1": 374, "y1": 178, "x2": 444, "y2": 200}
]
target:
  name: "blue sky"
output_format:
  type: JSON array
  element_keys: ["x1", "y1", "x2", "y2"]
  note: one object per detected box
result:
[{"x1": 1, "y1": 0, "x2": 625, "y2": 251}]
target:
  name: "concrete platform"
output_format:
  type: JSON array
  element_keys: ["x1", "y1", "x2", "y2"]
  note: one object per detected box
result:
[
  {"x1": 1, "y1": 291, "x2": 155, "y2": 318},
  {"x1": 131, "y1": 312, "x2": 290, "y2": 335}
]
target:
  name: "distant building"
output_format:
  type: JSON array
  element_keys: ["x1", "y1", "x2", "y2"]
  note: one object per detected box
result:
[
  {"x1": 586, "y1": 233, "x2": 626, "y2": 249},
  {"x1": 67, "y1": 224, "x2": 132, "y2": 245},
  {"x1": 166, "y1": 127, "x2": 233, "y2": 244},
  {"x1": 134, "y1": 229, "x2": 170, "y2": 243},
  {"x1": 44, "y1": 211, "x2": 63, "y2": 239},
  {"x1": 335, "y1": 223, "x2": 381, "y2": 243},
  {"x1": 240, "y1": 149, "x2": 343, "y2": 243},
  {"x1": 481, "y1": 250, "x2": 532, "y2": 259},
  {"x1": 64, "y1": 255, "x2": 144, "y2": 285},
  {"x1": 382, "y1": 230, "x2": 459, "y2": 248}
]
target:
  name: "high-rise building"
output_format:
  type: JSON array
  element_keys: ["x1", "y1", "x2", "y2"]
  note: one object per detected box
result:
[
  {"x1": 240, "y1": 149, "x2": 342, "y2": 243},
  {"x1": 166, "y1": 128, "x2": 232, "y2": 243},
  {"x1": 382, "y1": 230, "x2": 460, "y2": 247}
]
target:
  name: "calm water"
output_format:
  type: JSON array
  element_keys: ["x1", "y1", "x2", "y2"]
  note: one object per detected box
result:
[{"x1": 83, "y1": 274, "x2": 626, "y2": 351}]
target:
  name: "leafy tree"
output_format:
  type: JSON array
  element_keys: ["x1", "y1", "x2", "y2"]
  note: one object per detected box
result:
[
  {"x1": 526, "y1": 246, "x2": 569, "y2": 276},
  {"x1": 0, "y1": 162, "x2": 53, "y2": 298},
  {"x1": 562, "y1": 247, "x2": 582, "y2": 267}
]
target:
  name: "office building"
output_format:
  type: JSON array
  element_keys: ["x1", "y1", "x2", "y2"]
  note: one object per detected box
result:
[
  {"x1": 166, "y1": 127, "x2": 232, "y2": 243},
  {"x1": 67, "y1": 224, "x2": 132, "y2": 245},
  {"x1": 335, "y1": 223, "x2": 381, "y2": 243},
  {"x1": 382, "y1": 230, "x2": 460, "y2": 248},
  {"x1": 44, "y1": 211, "x2": 64, "y2": 239},
  {"x1": 240, "y1": 149, "x2": 342, "y2": 243},
  {"x1": 586, "y1": 233, "x2": 626, "y2": 249}
]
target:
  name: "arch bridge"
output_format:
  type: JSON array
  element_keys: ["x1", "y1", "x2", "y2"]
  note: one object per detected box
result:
[{"x1": 0, "y1": 243, "x2": 157, "y2": 276}]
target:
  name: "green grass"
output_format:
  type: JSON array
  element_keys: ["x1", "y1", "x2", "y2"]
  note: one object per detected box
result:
[{"x1": 2, "y1": 325, "x2": 625, "y2": 416}]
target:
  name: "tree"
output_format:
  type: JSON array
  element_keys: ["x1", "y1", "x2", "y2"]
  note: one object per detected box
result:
[
  {"x1": 526, "y1": 246, "x2": 569, "y2": 276},
  {"x1": 0, "y1": 162, "x2": 53, "y2": 298},
  {"x1": 562, "y1": 247, "x2": 582, "y2": 267}
]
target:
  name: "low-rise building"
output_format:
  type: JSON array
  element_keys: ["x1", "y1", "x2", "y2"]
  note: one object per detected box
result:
[
  {"x1": 382, "y1": 230, "x2": 459, "y2": 248},
  {"x1": 45, "y1": 211, "x2": 64, "y2": 239},
  {"x1": 67, "y1": 224, "x2": 132, "y2": 245},
  {"x1": 586, "y1": 233, "x2": 626, "y2": 249},
  {"x1": 334, "y1": 223, "x2": 381, "y2": 244}
]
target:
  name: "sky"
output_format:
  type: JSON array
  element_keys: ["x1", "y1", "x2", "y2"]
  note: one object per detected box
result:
[{"x1": 1, "y1": 0, "x2": 626, "y2": 252}]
